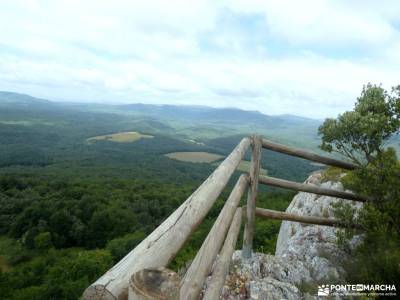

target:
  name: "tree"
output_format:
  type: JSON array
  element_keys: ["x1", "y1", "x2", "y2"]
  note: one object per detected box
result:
[
  {"x1": 318, "y1": 83, "x2": 400, "y2": 165},
  {"x1": 106, "y1": 231, "x2": 146, "y2": 261},
  {"x1": 319, "y1": 83, "x2": 400, "y2": 286},
  {"x1": 34, "y1": 232, "x2": 52, "y2": 250}
]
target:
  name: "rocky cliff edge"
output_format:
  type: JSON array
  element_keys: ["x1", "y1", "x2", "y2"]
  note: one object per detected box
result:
[{"x1": 217, "y1": 171, "x2": 362, "y2": 300}]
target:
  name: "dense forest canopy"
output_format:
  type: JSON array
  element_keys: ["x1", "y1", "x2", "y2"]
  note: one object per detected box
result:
[
  {"x1": 1, "y1": 89, "x2": 399, "y2": 299},
  {"x1": 0, "y1": 92, "x2": 319, "y2": 299},
  {"x1": 1, "y1": 85, "x2": 399, "y2": 299}
]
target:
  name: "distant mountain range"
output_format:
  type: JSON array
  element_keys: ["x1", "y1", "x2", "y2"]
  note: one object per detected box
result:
[
  {"x1": 0, "y1": 91, "x2": 321, "y2": 129},
  {"x1": 119, "y1": 103, "x2": 321, "y2": 128},
  {"x1": 0, "y1": 91, "x2": 51, "y2": 105}
]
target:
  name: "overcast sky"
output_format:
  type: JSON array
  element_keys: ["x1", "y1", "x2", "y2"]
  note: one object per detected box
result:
[{"x1": 1, "y1": 0, "x2": 399, "y2": 118}]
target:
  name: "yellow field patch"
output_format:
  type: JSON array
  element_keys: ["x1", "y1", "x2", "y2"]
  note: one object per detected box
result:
[
  {"x1": 165, "y1": 152, "x2": 224, "y2": 163},
  {"x1": 87, "y1": 131, "x2": 154, "y2": 143},
  {"x1": 165, "y1": 151, "x2": 267, "y2": 174},
  {"x1": 237, "y1": 160, "x2": 268, "y2": 175},
  {"x1": 0, "y1": 256, "x2": 11, "y2": 272}
]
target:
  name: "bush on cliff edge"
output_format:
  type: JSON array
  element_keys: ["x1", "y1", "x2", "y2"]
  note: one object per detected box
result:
[{"x1": 318, "y1": 83, "x2": 400, "y2": 286}]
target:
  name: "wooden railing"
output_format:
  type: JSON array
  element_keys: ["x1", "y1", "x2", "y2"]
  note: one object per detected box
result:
[{"x1": 84, "y1": 135, "x2": 365, "y2": 300}]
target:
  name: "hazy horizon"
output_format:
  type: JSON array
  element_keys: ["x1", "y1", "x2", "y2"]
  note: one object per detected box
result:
[
  {"x1": 1, "y1": 89, "x2": 327, "y2": 121},
  {"x1": 1, "y1": 1, "x2": 400, "y2": 118}
]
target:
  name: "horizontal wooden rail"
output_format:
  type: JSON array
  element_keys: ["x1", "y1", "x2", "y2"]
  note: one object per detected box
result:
[
  {"x1": 258, "y1": 175, "x2": 367, "y2": 202},
  {"x1": 83, "y1": 137, "x2": 251, "y2": 300},
  {"x1": 180, "y1": 174, "x2": 248, "y2": 300},
  {"x1": 261, "y1": 139, "x2": 357, "y2": 170},
  {"x1": 255, "y1": 207, "x2": 361, "y2": 228},
  {"x1": 203, "y1": 207, "x2": 243, "y2": 300}
]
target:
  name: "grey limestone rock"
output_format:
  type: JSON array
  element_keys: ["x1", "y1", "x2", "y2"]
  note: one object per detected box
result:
[{"x1": 218, "y1": 171, "x2": 362, "y2": 300}]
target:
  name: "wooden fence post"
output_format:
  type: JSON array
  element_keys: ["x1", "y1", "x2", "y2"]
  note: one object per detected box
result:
[
  {"x1": 129, "y1": 268, "x2": 180, "y2": 300},
  {"x1": 242, "y1": 135, "x2": 262, "y2": 259}
]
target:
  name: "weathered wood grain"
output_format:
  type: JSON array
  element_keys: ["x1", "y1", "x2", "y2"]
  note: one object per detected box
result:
[
  {"x1": 203, "y1": 208, "x2": 242, "y2": 300},
  {"x1": 128, "y1": 268, "x2": 180, "y2": 300},
  {"x1": 180, "y1": 175, "x2": 248, "y2": 300},
  {"x1": 261, "y1": 139, "x2": 357, "y2": 170},
  {"x1": 258, "y1": 175, "x2": 367, "y2": 202},
  {"x1": 255, "y1": 207, "x2": 361, "y2": 228},
  {"x1": 83, "y1": 138, "x2": 251, "y2": 300},
  {"x1": 242, "y1": 135, "x2": 262, "y2": 259}
]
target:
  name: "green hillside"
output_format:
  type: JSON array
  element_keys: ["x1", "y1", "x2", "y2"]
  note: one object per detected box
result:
[{"x1": 0, "y1": 91, "x2": 323, "y2": 299}]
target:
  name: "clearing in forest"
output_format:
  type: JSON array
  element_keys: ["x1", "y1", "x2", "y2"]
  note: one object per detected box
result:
[
  {"x1": 165, "y1": 152, "x2": 268, "y2": 175},
  {"x1": 87, "y1": 131, "x2": 154, "y2": 143},
  {"x1": 0, "y1": 256, "x2": 11, "y2": 272}
]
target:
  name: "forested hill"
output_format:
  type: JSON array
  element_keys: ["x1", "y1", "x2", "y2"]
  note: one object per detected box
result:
[
  {"x1": 0, "y1": 91, "x2": 322, "y2": 299},
  {"x1": 119, "y1": 103, "x2": 320, "y2": 127},
  {"x1": 0, "y1": 91, "x2": 322, "y2": 144},
  {"x1": 0, "y1": 91, "x2": 51, "y2": 105}
]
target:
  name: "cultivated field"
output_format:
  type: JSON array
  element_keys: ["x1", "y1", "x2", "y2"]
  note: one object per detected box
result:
[
  {"x1": 165, "y1": 152, "x2": 223, "y2": 163},
  {"x1": 165, "y1": 151, "x2": 267, "y2": 175},
  {"x1": 87, "y1": 131, "x2": 154, "y2": 143}
]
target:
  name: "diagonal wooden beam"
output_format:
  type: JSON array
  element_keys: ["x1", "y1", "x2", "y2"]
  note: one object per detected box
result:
[
  {"x1": 203, "y1": 208, "x2": 243, "y2": 300},
  {"x1": 83, "y1": 138, "x2": 251, "y2": 300},
  {"x1": 180, "y1": 175, "x2": 248, "y2": 300}
]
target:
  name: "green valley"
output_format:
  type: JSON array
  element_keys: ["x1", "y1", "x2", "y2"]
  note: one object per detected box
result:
[{"x1": 0, "y1": 91, "x2": 325, "y2": 299}]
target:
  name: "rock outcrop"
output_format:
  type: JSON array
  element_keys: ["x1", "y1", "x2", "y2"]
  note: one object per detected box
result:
[{"x1": 218, "y1": 171, "x2": 362, "y2": 300}]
